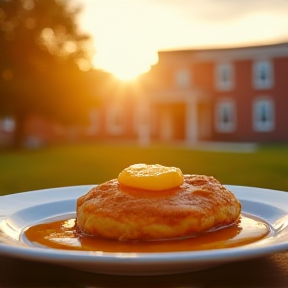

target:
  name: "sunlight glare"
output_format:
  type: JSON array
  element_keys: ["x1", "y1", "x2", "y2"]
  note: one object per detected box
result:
[
  {"x1": 93, "y1": 43, "x2": 158, "y2": 81},
  {"x1": 79, "y1": 0, "x2": 288, "y2": 79},
  {"x1": 79, "y1": 0, "x2": 159, "y2": 80}
]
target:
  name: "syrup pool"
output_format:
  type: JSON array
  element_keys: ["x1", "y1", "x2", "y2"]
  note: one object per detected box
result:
[{"x1": 23, "y1": 214, "x2": 271, "y2": 253}]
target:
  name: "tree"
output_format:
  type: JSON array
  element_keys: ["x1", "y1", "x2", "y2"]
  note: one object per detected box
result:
[{"x1": 0, "y1": 0, "x2": 96, "y2": 148}]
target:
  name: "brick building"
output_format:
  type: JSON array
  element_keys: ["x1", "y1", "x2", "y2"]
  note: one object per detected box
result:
[
  {"x1": 89, "y1": 42, "x2": 288, "y2": 144},
  {"x1": 138, "y1": 42, "x2": 288, "y2": 143}
]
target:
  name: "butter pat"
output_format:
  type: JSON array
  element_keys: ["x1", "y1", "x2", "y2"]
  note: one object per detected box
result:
[{"x1": 118, "y1": 163, "x2": 184, "y2": 191}]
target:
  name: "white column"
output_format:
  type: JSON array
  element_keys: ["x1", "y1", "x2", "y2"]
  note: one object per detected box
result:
[{"x1": 186, "y1": 99, "x2": 198, "y2": 143}]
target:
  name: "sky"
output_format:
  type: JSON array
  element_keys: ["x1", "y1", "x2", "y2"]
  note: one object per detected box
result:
[{"x1": 77, "y1": 0, "x2": 288, "y2": 80}]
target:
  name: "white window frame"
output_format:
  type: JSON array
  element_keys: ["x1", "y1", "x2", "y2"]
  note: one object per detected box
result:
[
  {"x1": 253, "y1": 60, "x2": 274, "y2": 90},
  {"x1": 215, "y1": 63, "x2": 234, "y2": 91},
  {"x1": 175, "y1": 68, "x2": 191, "y2": 88},
  {"x1": 215, "y1": 100, "x2": 236, "y2": 133},
  {"x1": 106, "y1": 105, "x2": 124, "y2": 135},
  {"x1": 253, "y1": 97, "x2": 275, "y2": 132}
]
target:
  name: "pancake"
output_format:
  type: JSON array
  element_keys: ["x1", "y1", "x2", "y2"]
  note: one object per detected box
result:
[{"x1": 76, "y1": 174, "x2": 241, "y2": 241}]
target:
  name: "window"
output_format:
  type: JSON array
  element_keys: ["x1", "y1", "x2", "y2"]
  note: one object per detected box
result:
[
  {"x1": 253, "y1": 97, "x2": 274, "y2": 132},
  {"x1": 215, "y1": 100, "x2": 236, "y2": 132},
  {"x1": 175, "y1": 69, "x2": 191, "y2": 88},
  {"x1": 106, "y1": 105, "x2": 124, "y2": 135},
  {"x1": 215, "y1": 63, "x2": 234, "y2": 91},
  {"x1": 253, "y1": 60, "x2": 273, "y2": 89}
]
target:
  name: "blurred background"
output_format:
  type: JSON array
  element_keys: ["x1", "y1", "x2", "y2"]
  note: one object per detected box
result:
[{"x1": 1, "y1": 0, "x2": 288, "y2": 196}]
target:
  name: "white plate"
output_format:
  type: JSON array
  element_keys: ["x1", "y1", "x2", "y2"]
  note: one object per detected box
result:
[{"x1": 1, "y1": 185, "x2": 288, "y2": 275}]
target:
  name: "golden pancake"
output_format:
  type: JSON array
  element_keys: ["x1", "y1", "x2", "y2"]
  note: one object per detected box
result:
[{"x1": 76, "y1": 174, "x2": 241, "y2": 241}]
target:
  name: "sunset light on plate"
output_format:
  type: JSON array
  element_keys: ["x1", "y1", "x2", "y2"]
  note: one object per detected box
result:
[{"x1": 79, "y1": 0, "x2": 288, "y2": 80}]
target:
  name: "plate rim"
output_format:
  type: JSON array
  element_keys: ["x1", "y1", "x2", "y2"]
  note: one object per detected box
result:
[{"x1": 1, "y1": 184, "x2": 288, "y2": 274}]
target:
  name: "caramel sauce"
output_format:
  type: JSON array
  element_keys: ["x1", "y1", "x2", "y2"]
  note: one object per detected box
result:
[{"x1": 23, "y1": 214, "x2": 270, "y2": 253}]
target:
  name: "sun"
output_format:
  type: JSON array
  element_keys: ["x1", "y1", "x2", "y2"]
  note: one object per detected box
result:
[
  {"x1": 79, "y1": 0, "x2": 160, "y2": 81},
  {"x1": 106, "y1": 61, "x2": 150, "y2": 81},
  {"x1": 92, "y1": 45, "x2": 158, "y2": 81}
]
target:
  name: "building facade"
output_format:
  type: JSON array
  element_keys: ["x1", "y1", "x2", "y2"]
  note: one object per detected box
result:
[
  {"x1": 1, "y1": 42, "x2": 288, "y2": 147},
  {"x1": 138, "y1": 42, "x2": 288, "y2": 144}
]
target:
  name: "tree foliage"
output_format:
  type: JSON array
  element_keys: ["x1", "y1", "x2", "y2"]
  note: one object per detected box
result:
[{"x1": 0, "y1": 0, "x2": 96, "y2": 148}]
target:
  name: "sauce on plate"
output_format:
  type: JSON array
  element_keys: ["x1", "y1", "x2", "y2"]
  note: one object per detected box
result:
[{"x1": 23, "y1": 214, "x2": 270, "y2": 253}]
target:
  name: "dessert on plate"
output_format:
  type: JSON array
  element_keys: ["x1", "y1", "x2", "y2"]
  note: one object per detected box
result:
[{"x1": 76, "y1": 164, "x2": 241, "y2": 241}]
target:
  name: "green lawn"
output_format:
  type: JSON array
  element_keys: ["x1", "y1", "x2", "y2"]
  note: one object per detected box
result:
[{"x1": 1, "y1": 142, "x2": 288, "y2": 196}]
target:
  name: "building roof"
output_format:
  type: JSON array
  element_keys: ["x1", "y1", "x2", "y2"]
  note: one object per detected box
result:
[{"x1": 157, "y1": 42, "x2": 288, "y2": 63}]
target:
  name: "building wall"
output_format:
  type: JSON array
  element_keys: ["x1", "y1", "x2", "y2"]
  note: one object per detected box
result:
[
  {"x1": 210, "y1": 56, "x2": 288, "y2": 142},
  {"x1": 150, "y1": 42, "x2": 288, "y2": 143}
]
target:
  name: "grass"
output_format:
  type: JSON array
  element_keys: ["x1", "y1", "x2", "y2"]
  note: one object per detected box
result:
[{"x1": 1, "y1": 142, "x2": 288, "y2": 196}]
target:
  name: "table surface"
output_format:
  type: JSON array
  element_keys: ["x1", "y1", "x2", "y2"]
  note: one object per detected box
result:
[{"x1": 1, "y1": 251, "x2": 288, "y2": 288}]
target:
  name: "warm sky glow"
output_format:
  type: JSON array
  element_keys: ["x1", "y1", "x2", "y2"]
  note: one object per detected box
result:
[{"x1": 78, "y1": 0, "x2": 288, "y2": 80}]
